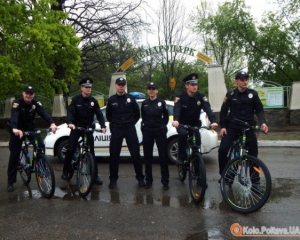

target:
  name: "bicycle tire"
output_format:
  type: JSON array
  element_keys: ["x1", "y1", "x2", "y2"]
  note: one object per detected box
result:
[
  {"x1": 189, "y1": 152, "x2": 206, "y2": 204},
  {"x1": 19, "y1": 150, "x2": 31, "y2": 184},
  {"x1": 77, "y1": 152, "x2": 95, "y2": 197},
  {"x1": 178, "y1": 164, "x2": 187, "y2": 182},
  {"x1": 220, "y1": 155, "x2": 272, "y2": 214},
  {"x1": 35, "y1": 154, "x2": 55, "y2": 198}
]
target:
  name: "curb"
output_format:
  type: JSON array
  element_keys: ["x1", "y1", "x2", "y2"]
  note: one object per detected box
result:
[{"x1": 216, "y1": 140, "x2": 300, "y2": 148}]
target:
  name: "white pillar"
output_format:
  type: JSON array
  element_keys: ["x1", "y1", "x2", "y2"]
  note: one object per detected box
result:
[
  {"x1": 52, "y1": 94, "x2": 66, "y2": 117},
  {"x1": 109, "y1": 72, "x2": 127, "y2": 97},
  {"x1": 207, "y1": 64, "x2": 227, "y2": 112},
  {"x1": 289, "y1": 81, "x2": 300, "y2": 110},
  {"x1": 4, "y1": 97, "x2": 15, "y2": 118}
]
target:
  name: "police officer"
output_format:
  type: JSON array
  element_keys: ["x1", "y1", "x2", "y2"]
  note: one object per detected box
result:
[
  {"x1": 7, "y1": 86, "x2": 57, "y2": 192},
  {"x1": 106, "y1": 77, "x2": 145, "y2": 189},
  {"x1": 141, "y1": 82, "x2": 170, "y2": 190},
  {"x1": 218, "y1": 71, "x2": 268, "y2": 189},
  {"x1": 172, "y1": 73, "x2": 218, "y2": 165},
  {"x1": 61, "y1": 78, "x2": 106, "y2": 185}
]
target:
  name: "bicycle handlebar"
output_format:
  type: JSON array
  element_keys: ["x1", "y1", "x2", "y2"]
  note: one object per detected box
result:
[
  {"x1": 179, "y1": 124, "x2": 211, "y2": 131},
  {"x1": 74, "y1": 126, "x2": 103, "y2": 133},
  {"x1": 232, "y1": 118, "x2": 267, "y2": 134}
]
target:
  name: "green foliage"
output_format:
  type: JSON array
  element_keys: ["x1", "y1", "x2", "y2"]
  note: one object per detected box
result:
[
  {"x1": 0, "y1": 0, "x2": 81, "y2": 100},
  {"x1": 192, "y1": 0, "x2": 299, "y2": 87}
]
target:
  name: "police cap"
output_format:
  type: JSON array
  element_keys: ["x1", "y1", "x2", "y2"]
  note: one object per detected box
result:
[
  {"x1": 235, "y1": 71, "x2": 249, "y2": 80},
  {"x1": 79, "y1": 77, "x2": 93, "y2": 87},
  {"x1": 115, "y1": 77, "x2": 127, "y2": 85},
  {"x1": 23, "y1": 86, "x2": 35, "y2": 94},
  {"x1": 147, "y1": 82, "x2": 158, "y2": 89},
  {"x1": 183, "y1": 73, "x2": 198, "y2": 84}
]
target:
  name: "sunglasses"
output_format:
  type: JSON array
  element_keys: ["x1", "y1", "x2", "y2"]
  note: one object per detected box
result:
[{"x1": 117, "y1": 83, "x2": 126, "y2": 86}]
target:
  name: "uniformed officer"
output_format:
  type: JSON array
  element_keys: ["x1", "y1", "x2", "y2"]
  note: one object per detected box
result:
[
  {"x1": 7, "y1": 86, "x2": 57, "y2": 192},
  {"x1": 218, "y1": 71, "x2": 268, "y2": 188},
  {"x1": 141, "y1": 82, "x2": 170, "y2": 190},
  {"x1": 172, "y1": 73, "x2": 218, "y2": 165},
  {"x1": 61, "y1": 77, "x2": 106, "y2": 185},
  {"x1": 106, "y1": 77, "x2": 145, "y2": 189}
]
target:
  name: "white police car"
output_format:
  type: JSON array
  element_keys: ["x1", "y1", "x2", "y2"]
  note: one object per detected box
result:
[{"x1": 44, "y1": 100, "x2": 218, "y2": 163}]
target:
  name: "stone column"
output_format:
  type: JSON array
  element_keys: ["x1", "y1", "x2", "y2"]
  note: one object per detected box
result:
[
  {"x1": 207, "y1": 64, "x2": 227, "y2": 112},
  {"x1": 289, "y1": 81, "x2": 300, "y2": 110},
  {"x1": 109, "y1": 72, "x2": 127, "y2": 97},
  {"x1": 4, "y1": 97, "x2": 15, "y2": 118},
  {"x1": 52, "y1": 94, "x2": 66, "y2": 117}
]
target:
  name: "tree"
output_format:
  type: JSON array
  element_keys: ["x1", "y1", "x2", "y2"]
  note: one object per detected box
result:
[
  {"x1": 192, "y1": 0, "x2": 300, "y2": 87},
  {"x1": 0, "y1": 0, "x2": 81, "y2": 99},
  {"x1": 63, "y1": 0, "x2": 149, "y2": 77}
]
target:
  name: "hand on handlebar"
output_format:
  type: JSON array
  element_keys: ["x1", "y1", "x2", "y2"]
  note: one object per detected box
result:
[
  {"x1": 260, "y1": 123, "x2": 268, "y2": 134},
  {"x1": 172, "y1": 120, "x2": 179, "y2": 128},
  {"x1": 68, "y1": 124, "x2": 75, "y2": 130},
  {"x1": 101, "y1": 128, "x2": 106, "y2": 134},
  {"x1": 50, "y1": 123, "x2": 57, "y2": 134},
  {"x1": 210, "y1": 122, "x2": 218, "y2": 130},
  {"x1": 13, "y1": 128, "x2": 23, "y2": 139}
]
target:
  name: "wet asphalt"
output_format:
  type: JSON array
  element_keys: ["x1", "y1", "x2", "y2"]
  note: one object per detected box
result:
[{"x1": 0, "y1": 147, "x2": 299, "y2": 239}]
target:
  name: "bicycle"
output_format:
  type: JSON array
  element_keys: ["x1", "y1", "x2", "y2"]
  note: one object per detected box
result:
[
  {"x1": 67, "y1": 126, "x2": 102, "y2": 197},
  {"x1": 177, "y1": 124, "x2": 210, "y2": 204},
  {"x1": 18, "y1": 129, "x2": 55, "y2": 199},
  {"x1": 219, "y1": 118, "x2": 272, "y2": 213}
]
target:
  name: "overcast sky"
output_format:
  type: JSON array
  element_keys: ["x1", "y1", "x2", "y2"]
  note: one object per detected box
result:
[{"x1": 140, "y1": 0, "x2": 279, "y2": 48}]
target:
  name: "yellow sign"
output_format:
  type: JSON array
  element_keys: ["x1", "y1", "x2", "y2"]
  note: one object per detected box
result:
[
  {"x1": 169, "y1": 78, "x2": 176, "y2": 90},
  {"x1": 196, "y1": 52, "x2": 212, "y2": 64},
  {"x1": 120, "y1": 58, "x2": 135, "y2": 71}
]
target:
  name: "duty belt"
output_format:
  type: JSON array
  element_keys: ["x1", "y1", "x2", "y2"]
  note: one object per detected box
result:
[{"x1": 111, "y1": 123, "x2": 134, "y2": 128}]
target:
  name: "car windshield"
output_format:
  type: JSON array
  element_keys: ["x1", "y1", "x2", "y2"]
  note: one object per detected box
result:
[{"x1": 95, "y1": 101, "x2": 174, "y2": 123}]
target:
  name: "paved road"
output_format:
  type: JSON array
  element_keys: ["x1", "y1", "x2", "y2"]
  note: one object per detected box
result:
[{"x1": 0, "y1": 147, "x2": 299, "y2": 239}]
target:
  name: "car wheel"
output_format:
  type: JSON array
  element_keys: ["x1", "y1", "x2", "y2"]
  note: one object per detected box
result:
[
  {"x1": 56, "y1": 139, "x2": 69, "y2": 163},
  {"x1": 167, "y1": 138, "x2": 179, "y2": 164}
]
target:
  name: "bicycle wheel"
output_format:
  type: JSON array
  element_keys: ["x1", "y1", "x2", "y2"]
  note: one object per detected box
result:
[
  {"x1": 178, "y1": 164, "x2": 187, "y2": 182},
  {"x1": 77, "y1": 152, "x2": 95, "y2": 197},
  {"x1": 18, "y1": 150, "x2": 31, "y2": 184},
  {"x1": 35, "y1": 154, "x2": 55, "y2": 198},
  {"x1": 189, "y1": 152, "x2": 206, "y2": 204},
  {"x1": 220, "y1": 155, "x2": 272, "y2": 214}
]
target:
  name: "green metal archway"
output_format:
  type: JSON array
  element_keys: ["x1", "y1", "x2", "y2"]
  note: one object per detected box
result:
[{"x1": 117, "y1": 45, "x2": 212, "y2": 72}]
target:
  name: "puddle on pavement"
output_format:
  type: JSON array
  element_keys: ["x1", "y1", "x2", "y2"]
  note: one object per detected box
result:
[{"x1": 2, "y1": 178, "x2": 298, "y2": 210}]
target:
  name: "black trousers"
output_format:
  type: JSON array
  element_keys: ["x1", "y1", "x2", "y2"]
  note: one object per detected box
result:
[
  {"x1": 177, "y1": 126, "x2": 200, "y2": 161},
  {"x1": 218, "y1": 127, "x2": 259, "y2": 181},
  {"x1": 142, "y1": 129, "x2": 169, "y2": 185},
  {"x1": 63, "y1": 129, "x2": 99, "y2": 177},
  {"x1": 7, "y1": 131, "x2": 44, "y2": 184},
  {"x1": 109, "y1": 125, "x2": 144, "y2": 182}
]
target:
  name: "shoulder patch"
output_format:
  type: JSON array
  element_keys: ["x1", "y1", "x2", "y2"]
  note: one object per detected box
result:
[
  {"x1": 37, "y1": 101, "x2": 42, "y2": 106},
  {"x1": 174, "y1": 97, "x2": 180, "y2": 103},
  {"x1": 203, "y1": 96, "x2": 208, "y2": 102},
  {"x1": 13, "y1": 103, "x2": 19, "y2": 108}
]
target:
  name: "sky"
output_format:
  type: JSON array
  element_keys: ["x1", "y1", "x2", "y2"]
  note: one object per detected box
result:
[{"x1": 141, "y1": 0, "x2": 279, "y2": 48}]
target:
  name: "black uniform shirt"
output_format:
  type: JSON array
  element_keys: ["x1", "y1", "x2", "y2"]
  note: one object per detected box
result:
[
  {"x1": 66, "y1": 94, "x2": 106, "y2": 128},
  {"x1": 219, "y1": 88, "x2": 266, "y2": 128},
  {"x1": 141, "y1": 98, "x2": 169, "y2": 128},
  {"x1": 9, "y1": 98, "x2": 54, "y2": 130},
  {"x1": 106, "y1": 93, "x2": 140, "y2": 125},
  {"x1": 173, "y1": 91, "x2": 216, "y2": 126}
]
